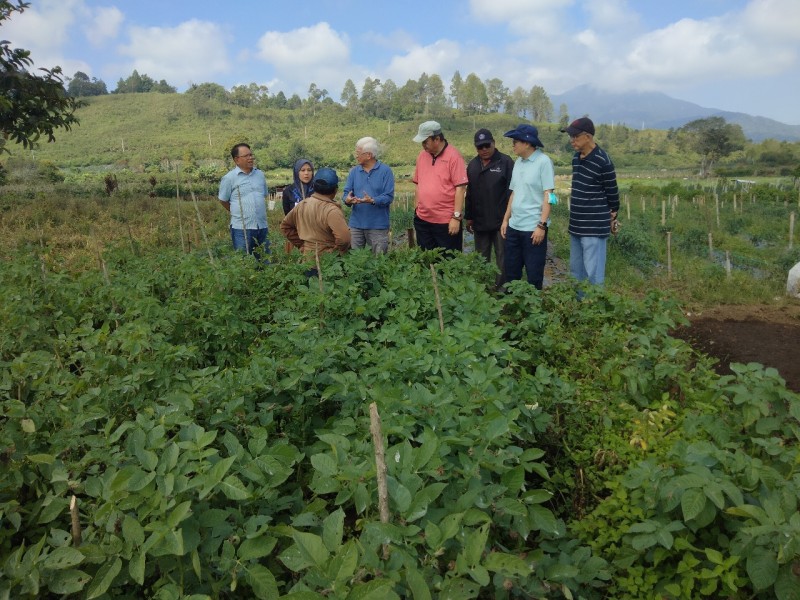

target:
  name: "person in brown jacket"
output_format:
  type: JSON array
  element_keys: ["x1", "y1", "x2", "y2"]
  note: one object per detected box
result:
[{"x1": 280, "y1": 167, "x2": 351, "y2": 257}]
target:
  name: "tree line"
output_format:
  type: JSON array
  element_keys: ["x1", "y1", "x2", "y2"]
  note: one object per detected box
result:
[{"x1": 67, "y1": 69, "x2": 561, "y2": 123}]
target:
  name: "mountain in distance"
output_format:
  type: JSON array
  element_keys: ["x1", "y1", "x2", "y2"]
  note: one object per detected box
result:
[{"x1": 551, "y1": 85, "x2": 800, "y2": 142}]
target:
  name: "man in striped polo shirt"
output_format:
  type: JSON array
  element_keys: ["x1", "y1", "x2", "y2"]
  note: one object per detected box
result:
[{"x1": 561, "y1": 117, "x2": 619, "y2": 286}]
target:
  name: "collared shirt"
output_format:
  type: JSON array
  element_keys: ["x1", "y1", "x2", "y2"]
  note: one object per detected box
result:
[
  {"x1": 568, "y1": 145, "x2": 620, "y2": 237},
  {"x1": 508, "y1": 149, "x2": 555, "y2": 231},
  {"x1": 412, "y1": 143, "x2": 469, "y2": 224},
  {"x1": 280, "y1": 193, "x2": 351, "y2": 255},
  {"x1": 218, "y1": 166, "x2": 269, "y2": 230},
  {"x1": 342, "y1": 160, "x2": 395, "y2": 230}
]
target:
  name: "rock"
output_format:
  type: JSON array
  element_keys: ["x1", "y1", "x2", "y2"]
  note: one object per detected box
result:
[{"x1": 788, "y1": 261, "x2": 800, "y2": 298}]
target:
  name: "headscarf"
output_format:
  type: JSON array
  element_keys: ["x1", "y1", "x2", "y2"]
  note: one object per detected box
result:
[{"x1": 290, "y1": 158, "x2": 314, "y2": 205}]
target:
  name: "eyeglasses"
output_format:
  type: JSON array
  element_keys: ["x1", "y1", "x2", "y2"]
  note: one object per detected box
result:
[
  {"x1": 476, "y1": 143, "x2": 492, "y2": 150},
  {"x1": 236, "y1": 153, "x2": 254, "y2": 159}
]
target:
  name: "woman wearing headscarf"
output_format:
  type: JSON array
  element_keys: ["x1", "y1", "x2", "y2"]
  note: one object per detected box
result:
[{"x1": 282, "y1": 158, "x2": 315, "y2": 215}]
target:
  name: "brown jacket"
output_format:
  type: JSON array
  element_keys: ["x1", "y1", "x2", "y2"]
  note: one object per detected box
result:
[{"x1": 280, "y1": 193, "x2": 351, "y2": 255}]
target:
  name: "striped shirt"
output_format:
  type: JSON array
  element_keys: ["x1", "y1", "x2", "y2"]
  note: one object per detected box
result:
[{"x1": 568, "y1": 145, "x2": 619, "y2": 237}]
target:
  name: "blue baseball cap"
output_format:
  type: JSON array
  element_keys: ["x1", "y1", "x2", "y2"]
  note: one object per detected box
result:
[{"x1": 313, "y1": 167, "x2": 339, "y2": 191}]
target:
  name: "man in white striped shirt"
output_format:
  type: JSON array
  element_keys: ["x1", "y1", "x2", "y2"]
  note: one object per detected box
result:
[{"x1": 561, "y1": 118, "x2": 619, "y2": 286}]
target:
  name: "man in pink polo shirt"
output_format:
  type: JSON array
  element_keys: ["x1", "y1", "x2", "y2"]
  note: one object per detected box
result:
[{"x1": 412, "y1": 121, "x2": 469, "y2": 252}]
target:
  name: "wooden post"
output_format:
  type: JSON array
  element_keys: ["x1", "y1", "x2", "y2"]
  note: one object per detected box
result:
[
  {"x1": 790, "y1": 212, "x2": 796, "y2": 250},
  {"x1": 189, "y1": 183, "x2": 216, "y2": 266},
  {"x1": 175, "y1": 166, "x2": 186, "y2": 253},
  {"x1": 368, "y1": 403, "x2": 390, "y2": 560},
  {"x1": 661, "y1": 199, "x2": 666, "y2": 226},
  {"x1": 715, "y1": 195, "x2": 720, "y2": 228},
  {"x1": 70, "y1": 495, "x2": 82, "y2": 546},
  {"x1": 430, "y1": 265, "x2": 445, "y2": 333},
  {"x1": 626, "y1": 195, "x2": 630, "y2": 220},
  {"x1": 667, "y1": 232, "x2": 672, "y2": 279}
]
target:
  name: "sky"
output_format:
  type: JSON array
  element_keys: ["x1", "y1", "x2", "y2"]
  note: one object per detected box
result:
[{"x1": 4, "y1": 0, "x2": 800, "y2": 125}]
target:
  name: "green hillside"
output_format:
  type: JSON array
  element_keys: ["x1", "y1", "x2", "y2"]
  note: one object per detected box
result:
[{"x1": 16, "y1": 93, "x2": 688, "y2": 181}]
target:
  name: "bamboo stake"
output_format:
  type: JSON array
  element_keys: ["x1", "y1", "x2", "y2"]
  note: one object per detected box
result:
[
  {"x1": 708, "y1": 233, "x2": 714, "y2": 260},
  {"x1": 666, "y1": 232, "x2": 672, "y2": 279},
  {"x1": 661, "y1": 200, "x2": 666, "y2": 226},
  {"x1": 626, "y1": 196, "x2": 630, "y2": 220},
  {"x1": 725, "y1": 251, "x2": 732, "y2": 278},
  {"x1": 790, "y1": 212, "x2": 795, "y2": 250},
  {"x1": 715, "y1": 196, "x2": 720, "y2": 228},
  {"x1": 315, "y1": 244, "x2": 324, "y2": 293},
  {"x1": 236, "y1": 186, "x2": 249, "y2": 254},
  {"x1": 175, "y1": 165, "x2": 186, "y2": 253},
  {"x1": 368, "y1": 402, "x2": 390, "y2": 560},
  {"x1": 70, "y1": 495, "x2": 82, "y2": 546},
  {"x1": 188, "y1": 183, "x2": 216, "y2": 266},
  {"x1": 430, "y1": 264, "x2": 444, "y2": 333}
]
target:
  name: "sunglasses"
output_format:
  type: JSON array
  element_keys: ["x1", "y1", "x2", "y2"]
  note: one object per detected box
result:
[{"x1": 476, "y1": 143, "x2": 492, "y2": 150}]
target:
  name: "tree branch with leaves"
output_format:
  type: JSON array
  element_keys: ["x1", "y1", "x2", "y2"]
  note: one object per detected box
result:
[{"x1": 1, "y1": 0, "x2": 82, "y2": 152}]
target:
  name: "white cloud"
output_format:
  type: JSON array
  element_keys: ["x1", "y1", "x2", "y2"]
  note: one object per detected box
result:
[
  {"x1": 743, "y1": 0, "x2": 800, "y2": 42},
  {"x1": 1, "y1": 0, "x2": 81, "y2": 67},
  {"x1": 256, "y1": 22, "x2": 351, "y2": 91},
  {"x1": 118, "y1": 20, "x2": 231, "y2": 87},
  {"x1": 469, "y1": 0, "x2": 574, "y2": 38},
  {"x1": 385, "y1": 40, "x2": 463, "y2": 83},
  {"x1": 84, "y1": 6, "x2": 124, "y2": 46}
]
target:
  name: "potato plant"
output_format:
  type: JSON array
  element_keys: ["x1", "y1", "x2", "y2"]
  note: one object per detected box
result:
[{"x1": 1, "y1": 245, "x2": 798, "y2": 599}]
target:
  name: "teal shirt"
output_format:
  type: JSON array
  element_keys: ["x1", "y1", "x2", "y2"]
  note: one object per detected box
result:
[{"x1": 508, "y1": 150, "x2": 555, "y2": 231}]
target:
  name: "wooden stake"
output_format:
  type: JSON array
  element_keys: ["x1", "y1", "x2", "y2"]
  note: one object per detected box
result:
[
  {"x1": 708, "y1": 233, "x2": 713, "y2": 260},
  {"x1": 725, "y1": 251, "x2": 732, "y2": 278},
  {"x1": 70, "y1": 495, "x2": 82, "y2": 546},
  {"x1": 715, "y1": 196, "x2": 720, "y2": 228},
  {"x1": 790, "y1": 212, "x2": 795, "y2": 250},
  {"x1": 661, "y1": 199, "x2": 666, "y2": 226},
  {"x1": 188, "y1": 182, "x2": 216, "y2": 266},
  {"x1": 430, "y1": 264, "x2": 444, "y2": 333},
  {"x1": 175, "y1": 166, "x2": 186, "y2": 253},
  {"x1": 368, "y1": 402, "x2": 390, "y2": 560},
  {"x1": 666, "y1": 232, "x2": 672, "y2": 279},
  {"x1": 315, "y1": 245, "x2": 324, "y2": 293}
]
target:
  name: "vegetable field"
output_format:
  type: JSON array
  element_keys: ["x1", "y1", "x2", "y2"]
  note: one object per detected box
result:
[{"x1": 2, "y1": 235, "x2": 800, "y2": 598}]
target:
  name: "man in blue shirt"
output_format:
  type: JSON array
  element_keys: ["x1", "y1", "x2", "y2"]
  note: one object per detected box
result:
[
  {"x1": 342, "y1": 137, "x2": 395, "y2": 254},
  {"x1": 218, "y1": 143, "x2": 269, "y2": 258}
]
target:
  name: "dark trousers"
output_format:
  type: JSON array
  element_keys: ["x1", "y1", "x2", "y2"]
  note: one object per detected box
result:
[
  {"x1": 414, "y1": 214, "x2": 463, "y2": 252},
  {"x1": 474, "y1": 229, "x2": 505, "y2": 286},
  {"x1": 504, "y1": 226, "x2": 547, "y2": 289}
]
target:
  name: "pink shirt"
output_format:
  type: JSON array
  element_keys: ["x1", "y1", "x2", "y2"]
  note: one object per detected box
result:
[{"x1": 412, "y1": 143, "x2": 468, "y2": 224}]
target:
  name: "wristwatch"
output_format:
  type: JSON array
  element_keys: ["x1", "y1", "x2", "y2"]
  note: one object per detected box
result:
[{"x1": 453, "y1": 211, "x2": 462, "y2": 219}]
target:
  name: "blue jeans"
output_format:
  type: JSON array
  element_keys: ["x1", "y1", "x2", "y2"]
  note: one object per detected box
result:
[
  {"x1": 570, "y1": 235, "x2": 607, "y2": 285},
  {"x1": 504, "y1": 226, "x2": 547, "y2": 289},
  {"x1": 231, "y1": 227, "x2": 270, "y2": 259}
]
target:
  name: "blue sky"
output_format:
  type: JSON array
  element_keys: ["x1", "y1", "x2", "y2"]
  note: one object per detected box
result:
[{"x1": 5, "y1": 0, "x2": 800, "y2": 124}]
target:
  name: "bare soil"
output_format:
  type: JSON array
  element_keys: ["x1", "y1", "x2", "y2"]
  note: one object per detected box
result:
[{"x1": 672, "y1": 304, "x2": 800, "y2": 393}]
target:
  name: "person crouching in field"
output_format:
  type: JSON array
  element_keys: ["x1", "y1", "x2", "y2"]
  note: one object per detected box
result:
[{"x1": 280, "y1": 167, "x2": 351, "y2": 262}]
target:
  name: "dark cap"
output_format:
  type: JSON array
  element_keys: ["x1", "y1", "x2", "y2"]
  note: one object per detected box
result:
[
  {"x1": 502, "y1": 124, "x2": 544, "y2": 148},
  {"x1": 474, "y1": 128, "x2": 494, "y2": 146},
  {"x1": 560, "y1": 117, "x2": 595, "y2": 137},
  {"x1": 313, "y1": 167, "x2": 339, "y2": 192}
]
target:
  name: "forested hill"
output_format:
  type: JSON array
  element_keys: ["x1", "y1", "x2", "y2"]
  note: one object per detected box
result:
[{"x1": 21, "y1": 93, "x2": 697, "y2": 173}]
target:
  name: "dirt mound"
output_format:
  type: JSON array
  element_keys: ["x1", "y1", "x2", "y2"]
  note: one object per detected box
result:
[{"x1": 673, "y1": 304, "x2": 800, "y2": 393}]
